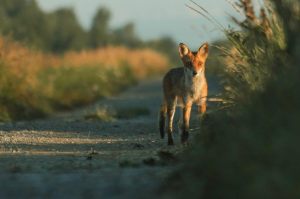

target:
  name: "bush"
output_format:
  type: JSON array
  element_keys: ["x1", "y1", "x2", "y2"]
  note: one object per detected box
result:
[
  {"x1": 0, "y1": 38, "x2": 169, "y2": 121},
  {"x1": 164, "y1": 1, "x2": 300, "y2": 198}
]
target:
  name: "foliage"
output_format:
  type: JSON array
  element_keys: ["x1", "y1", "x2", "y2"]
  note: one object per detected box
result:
[
  {"x1": 89, "y1": 7, "x2": 111, "y2": 48},
  {"x1": 47, "y1": 8, "x2": 87, "y2": 53},
  {"x1": 0, "y1": 0, "x2": 50, "y2": 49},
  {"x1": 221, "y1": 0, "x2": 286, "y2": 105},
  {"x1": 0, "y1": 38, "x2": 169, "y2": 121},
  {"x1": 146, "y1": 36, "x2": 180, "y2": 65},
  {"x1": 0, "y1": 0, "x2": 175, "y2": 121},
  {"x1": 0, "y1": 0, "x2": 178, "y2": 62},
  {"x1": 111, "y1": 22, "x2": 143, "y2": 48},
  {"x1": 205, "y1": 39, "x2": 230, "y2": 75},
  {"x1": 165, "y1": 0, "x2": 300, "y2": 198}
]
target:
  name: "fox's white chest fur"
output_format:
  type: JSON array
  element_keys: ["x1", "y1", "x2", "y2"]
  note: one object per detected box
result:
[{"x1": 182, "y1": 68, "x2": 206, "y2": 103}]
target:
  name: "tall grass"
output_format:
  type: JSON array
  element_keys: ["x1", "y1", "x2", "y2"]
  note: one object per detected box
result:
[
  {"x1": 0, "y1": 37, "x2": 169, "y2": 121},
  {"x1": 62, "y1": 47, "x2": 168, "y2": 79},
  {"x1": 222, "y1": 0, "x2": 286, "y2": 106},
  {"x1": 187, "y1": 0, "x2": 286, "y2": 105},
  {"x1": 164, "y1": 0, "x2": 300, "y2": 198}
]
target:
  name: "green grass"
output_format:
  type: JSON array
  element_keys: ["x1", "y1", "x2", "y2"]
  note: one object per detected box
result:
[
  {"x1": 0, "y1": 40, "x2": 169, "y2": 122},
  {"x1": 0, "y1": 62, "x2": 49, "y2": 121},
  {"x1": 0, "y1": 63, "x2": 137, "y2": 122},
  {"x1": 41, "y1": 65, "x2": 136, "y2": 110},
  {"x1": 84, "y1": 106, "x2": 116, "y2": 122},
  {"x1": 84, "y1": 106, "x2": 150, "y2": 122}
]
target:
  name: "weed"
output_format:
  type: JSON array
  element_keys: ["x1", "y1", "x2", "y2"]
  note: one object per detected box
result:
[{"x1": 84, "y1": 107, "x2": 116, "y2": 122}]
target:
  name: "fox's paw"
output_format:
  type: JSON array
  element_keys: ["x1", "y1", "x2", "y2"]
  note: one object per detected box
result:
[
  {"x1": 181, "y1": 131, "x2": 189, "y2": 144},
  {"x1": 168, "y1": 138, "x2": 174, "y2": 146},
  {"x1": 198, "y1": 112, "x2": 208, "y2": 120},
  {"x1": 202, "y1": 112, "x2": 209, "y2": 119}
]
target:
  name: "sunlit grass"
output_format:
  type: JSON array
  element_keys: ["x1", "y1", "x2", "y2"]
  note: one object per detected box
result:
[
  {"x1": 0, "y1": 37, "x2": 169, "y2": 121},
  {"x1": 62, "y1": 46, "x2": 169, "y2": 79}
]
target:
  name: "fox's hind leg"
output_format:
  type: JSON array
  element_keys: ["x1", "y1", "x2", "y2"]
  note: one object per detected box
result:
[
  {"x1": 159, "y1": 101, "x2": 167, "y2": 139},
  {"x1": 166, "y1": 98, "x2": 176, "y2": 145},
  {"x1": 176, "y1": 97, "x2": 184, "y2": 134}
]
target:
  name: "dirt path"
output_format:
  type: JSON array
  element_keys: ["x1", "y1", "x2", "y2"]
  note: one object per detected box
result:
[
  {"x1": 0, "y1": 77, "x2": 220, "y2": 198},
  {"x1": 0, "y1": 78, "x2": 187, "y2": 199}
]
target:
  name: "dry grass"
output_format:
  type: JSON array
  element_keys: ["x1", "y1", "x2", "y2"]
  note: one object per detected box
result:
[
  {"x1": 187, "y1": 0, "x2": 285, "y2": 105},
  {"x1": 0, "y1": 37, "x2": 57, "y2": 94},
  {"x1": 62, "y1": 46, "x2": 169, "y2": 79},
  {"x1": 0, "y1": 37, "x2": 169, "y2": 121}
]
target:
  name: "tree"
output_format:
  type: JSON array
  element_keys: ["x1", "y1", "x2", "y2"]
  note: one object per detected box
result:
[
  {"x1": 111, "y1": 22, "x2": 142, "y2": 48},
  {"x1": 0, "y1": 0, "x2": 51, "y2": 50},
  {"x1": 89, "y1": 7, "x2": 111, "y2": 48},
  {"x1": 47, "y1": 8, "x2": 86, "y2": 53},
  {"x1": 146, "y1": 37, "x2": 179, "y2": 64}
]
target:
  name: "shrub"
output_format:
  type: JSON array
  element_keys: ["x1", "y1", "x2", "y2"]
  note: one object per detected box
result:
[
  {"x1": 0, "y1": 38, "x2": 169, "y2": 121},
  {"x1": 164, "y1": 1, "x2": 300, "y2": 198}
]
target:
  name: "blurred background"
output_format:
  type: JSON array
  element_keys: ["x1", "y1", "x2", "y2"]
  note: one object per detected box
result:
[
  {"x1": 0, "y1": 0, "x2": 265, "y2": 121},
  {"x1": 36, "y1": 0, "x2": 231, "y2": 47},
  {"x1": 0, "y1": 1, "x2": 299, "y2": 198},
  {"x1": 0, "y1": 0, "x2": 234, "y2": 121},
  {"x1": 1, "y1": 0, "x2": 254, "y2": 53}
]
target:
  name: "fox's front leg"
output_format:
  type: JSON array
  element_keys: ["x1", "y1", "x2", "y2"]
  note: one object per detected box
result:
[
  {"x1": 198, "y1": 85, "x2": 207, "y2": 117},
  {"x1": 198, "y1": 102, "x2": 206, "y2": 115},
  {"x1": 181, "y1": 102, "x2": 192, "y2": 144}
]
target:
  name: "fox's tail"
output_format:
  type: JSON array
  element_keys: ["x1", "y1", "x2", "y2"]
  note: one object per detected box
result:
[{"x1": 159, "y1": 103, "x2": 167, "y2": 139}]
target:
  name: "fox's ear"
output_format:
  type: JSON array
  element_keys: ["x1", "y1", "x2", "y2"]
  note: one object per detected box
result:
[
  {"x1": 197, "y1": 42, "x2": 209, "y2": 59},
  {"x1": 178, "y1": 43, "x2": 191, "y2": 58}
]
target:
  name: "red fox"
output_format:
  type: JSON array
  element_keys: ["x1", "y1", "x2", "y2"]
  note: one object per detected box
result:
[{"x1": 159, "y1": 42, "x2": 209, "y2": 145}]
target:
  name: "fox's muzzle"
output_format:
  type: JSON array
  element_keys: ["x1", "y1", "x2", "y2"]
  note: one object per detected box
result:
[{"x1": 192, "y1": 71, "x2": 198, "y2": 76}]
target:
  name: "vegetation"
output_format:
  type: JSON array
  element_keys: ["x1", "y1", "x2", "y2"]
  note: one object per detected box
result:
[
  {"x1": 0, "y1": 0, "x2": 178, "y2": 62},
  {"x1": 0, "y1": 37, "x2": 169, "y2": 121},
  {"x1": 0, "y1": 0, "x2": 175, "y2": 121},
  {"x1": 165, "y1": 0, "x2": 300, "y2": 198}
]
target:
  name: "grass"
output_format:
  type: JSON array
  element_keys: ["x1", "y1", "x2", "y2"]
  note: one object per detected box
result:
[
  {"x1": 40, "y1": 65, "x2": 136, "y2": 109},
  {"x1": 163, "y1": 0, "x2": 300, "y2": 198},
  {"x1": 114, "y1": 107, "x2": 150, "y2": 119},
  {"x1": 0, "y1": 38, "x2": 169, "y2": 121},
  {"x1": 84, "y1": 106, "x2": 151, "y2": 122},
  {"x1": 84, "y1": 106, "x2": 116, "y2": 122}
]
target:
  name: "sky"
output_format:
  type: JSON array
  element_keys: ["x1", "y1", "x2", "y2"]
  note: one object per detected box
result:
[{"x1": 36, "y1": 0, "x2": 246, "y2": 48}]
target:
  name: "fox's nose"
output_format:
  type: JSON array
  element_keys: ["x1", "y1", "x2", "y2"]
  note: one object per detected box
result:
[{"x1": 193, "y1": 71, "x2": 198, "y2": 76}]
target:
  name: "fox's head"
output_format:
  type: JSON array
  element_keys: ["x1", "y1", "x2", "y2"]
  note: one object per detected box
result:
[{"x1": 178, "y1": 42, "x2": 209, "y2": 77}]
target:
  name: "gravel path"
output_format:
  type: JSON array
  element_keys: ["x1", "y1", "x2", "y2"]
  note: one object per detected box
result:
[
  {"x1": 0, "y1": 77, "x2": 220, "y2": 199},
  {"x1": 0, "y1": 78, "x2": 185, "y2": 199}
]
